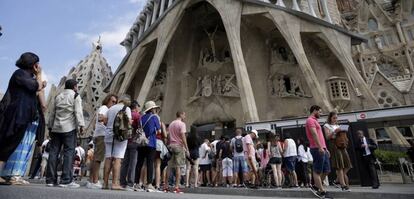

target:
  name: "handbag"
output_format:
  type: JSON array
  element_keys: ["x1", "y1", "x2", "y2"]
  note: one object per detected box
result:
[{"x1": 136, "y1": 115, "x2": 155, "y2": 147}]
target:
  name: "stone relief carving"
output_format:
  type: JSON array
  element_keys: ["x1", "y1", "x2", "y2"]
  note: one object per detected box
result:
[
  {"x1": 270, "y1": 43, "x2": 297, "y2": 65},
  {"x1": 269, "y1": 75, "x2": 311, "y2": 98},
  {"x1": 191, "y1": 74, "x2": 240, "y2": 101},
  {"x1": 147, "y1": 65, "x2": 167, "y2": 106}
]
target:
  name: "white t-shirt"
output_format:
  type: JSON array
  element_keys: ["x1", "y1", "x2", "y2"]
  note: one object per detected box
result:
[
  {"x1": 323, "y1": 123, "x2": 340, "y2": 138},
  {"x1": 104, "y1": 104, "x2": 132, "y2": 142},
  {"x1": 230, "y1": 135, "x2": 244, "y2": 157},
  {"x1": 42, "y1": 139, "x2": 50, "y2": 159},
  {"x1": 94, "y1": 105, "x2": 109, "y2": 137},
  {"x1": 283, "y1": 138, "x2": 297, "y2": 157},
  {"x1": 298, "y1": 145, "x2": 309, "y2": 163},
  {"x1": 199, "y1": 142, "x2": 211, "y2": 165}
]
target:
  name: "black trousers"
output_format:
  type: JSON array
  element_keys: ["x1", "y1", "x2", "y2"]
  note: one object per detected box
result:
[
  {"x1": 134, "y1": 146, "x2": 156, "y2": 185},
  {"x1": 46, "y1": 130, "x2": 76, "y2": 185},
  {"x1": 362, "y1": 154, "x2": 380, "y2": 188}
]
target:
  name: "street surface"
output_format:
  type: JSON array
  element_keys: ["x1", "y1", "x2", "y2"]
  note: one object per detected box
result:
[{"x1": 0, "y1": 184, "x2": 313, "y2": 199}]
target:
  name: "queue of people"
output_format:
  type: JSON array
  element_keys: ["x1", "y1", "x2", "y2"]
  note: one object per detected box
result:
[{"x1": 0, "y1": 53, "x2": 381, "y2": 199}]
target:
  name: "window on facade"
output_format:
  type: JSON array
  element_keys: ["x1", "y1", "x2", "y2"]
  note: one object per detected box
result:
[
  {"x1": 397, "y1": 127, "x2": 413, "y2": 137},
  {"x1": 327, "y1": 78, "x2": 350, "y2": 101},
  {"x1": 376, "y1": 90, "x2": 401, "y2": 108},
  {"x1": 375, "y1": 128, "x2": 390, "y2": 139},
  {"x1": 368, "y1": 18, "x2": 378, "y2": 31}
]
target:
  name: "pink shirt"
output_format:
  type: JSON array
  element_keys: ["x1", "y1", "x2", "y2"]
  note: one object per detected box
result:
[
  {"x1": 305, "y1": 116, "x2": 326, "y2": 149},
  {"x1": 243, "y1": 134, "x2": 255, "y2": 158},
  {"x1": 168, "y1": 119, "x2": 186, "y2": 146}
]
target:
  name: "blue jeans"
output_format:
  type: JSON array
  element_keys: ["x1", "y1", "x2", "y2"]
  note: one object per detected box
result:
[
  {"x1": 46, "y1": 130, "x2": 76, "y2": 185},
  {"x1": 310, "y1": 148, "x2": 331, "y2": 174}
]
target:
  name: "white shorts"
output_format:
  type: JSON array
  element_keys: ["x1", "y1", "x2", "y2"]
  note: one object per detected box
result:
[
  {"x1": 222, "y1": 158, "x2": 233, "y2": 177},
  {"x1": 104, "y1": 139, "x2": 128, "y2": 159}
]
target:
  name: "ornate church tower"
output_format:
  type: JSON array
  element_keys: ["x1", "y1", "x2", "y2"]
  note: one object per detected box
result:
[
  {"x1": 47, "y1": 38, "x2": 113, "y2": 137},
  {"x1": 338, "y1": 0, "x2": 413, "y2": 146}
]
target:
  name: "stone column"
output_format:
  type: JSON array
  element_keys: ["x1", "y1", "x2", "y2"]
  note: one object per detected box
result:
[
  {"x1": 205, "y1": 0, "x2": 259, "y2": 122},
  {"x1": 144, "y1": 9, "x2": 152, "y2": 31},
  {"x1": 151, "y1": 0, "x2": 160, "y2": 25},
  {"x1": 160, "y1": 0, "x2": 166, "y2": 16},
  {"x1": 268, "y1": 10, "x2": 333, "y2": 111},
  {"x1": 307, "y1": 0, "x2": 317, "y2": 17},
  {"x1": 320, "y1": 0, "x2": 332, "y2": 23},
  {"x1": 131, "y1": 28, "x2": 138, "y2": 48},
  {"x1": 292, "y1": 0, "x2": 300, "y2": 11},
  {"x1": 138, "y1": 14, "x2": 146, "y2": 37},
  {"x1": 137, "y1": 0, "x2": 191, "y2": 104},
  {"x1": 276, "y1": 0, "x2": 285, "y2": 7},
  {"x1": 385, "y1": 127, "x2": 410, "y2": 147}
]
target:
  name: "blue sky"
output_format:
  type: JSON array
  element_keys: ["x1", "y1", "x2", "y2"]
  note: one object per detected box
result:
[{"x1": 0, "y1": 0, "x2": 146, "y2": 95}]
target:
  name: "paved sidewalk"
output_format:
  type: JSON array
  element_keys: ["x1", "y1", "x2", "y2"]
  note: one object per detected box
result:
[
  {"x1": 183, "y1": 184, "x2": 414, "y2": 199},
  {"x1": 22, "y1": 178, "x2": 414, "y2": 199}
]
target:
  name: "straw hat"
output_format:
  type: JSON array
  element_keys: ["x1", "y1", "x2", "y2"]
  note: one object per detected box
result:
[{"x1": 143, "y1": 101, "x2": 160, "y2": 113}]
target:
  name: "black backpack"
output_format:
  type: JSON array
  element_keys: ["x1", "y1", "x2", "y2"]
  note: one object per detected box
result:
[
  {"x1": 113, "y1": 106, "x2": 132, "y2": 142},
  {"x1": 235, "y1": 137, "x2": 244, "y2": 153}
]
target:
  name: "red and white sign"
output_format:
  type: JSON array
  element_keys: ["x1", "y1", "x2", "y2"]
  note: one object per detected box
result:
[{"x1": 359, "y1": 113, "x2": 367, "y2": 119}]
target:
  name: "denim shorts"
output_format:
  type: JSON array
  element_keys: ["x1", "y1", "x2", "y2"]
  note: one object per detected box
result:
[
  {"x1": 283, "y1": 156, "x2": 297, "y2": 172},
  {"x1": 233, "y1": 156, "x2": 248, "y2": 173},
  {"x1": 310, "y1": 148, "x2": 331, "y2": 174}
]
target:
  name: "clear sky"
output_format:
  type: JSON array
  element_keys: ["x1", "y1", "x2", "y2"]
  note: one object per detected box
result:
[{"x1": 0, "y1": 0, "x2": 146, "y2": 95}]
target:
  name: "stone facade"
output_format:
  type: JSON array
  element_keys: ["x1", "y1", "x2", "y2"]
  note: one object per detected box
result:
[
  {"x1": 47, "y1": 40, "x2": 113, "y2": 137},
  {"x1": 336, "y1": 0, "x2": 414, "y2": 146},
  {"x1": 107, "y1": 0, "x2": 379, "y2": 132}
]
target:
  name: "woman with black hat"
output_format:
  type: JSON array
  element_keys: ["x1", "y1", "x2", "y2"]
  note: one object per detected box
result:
[{"x1": 0, "y1": 52, "x2": 46, "y2": 185}]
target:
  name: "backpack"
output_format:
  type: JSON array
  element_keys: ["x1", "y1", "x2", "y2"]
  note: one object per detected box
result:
[
  {"x1": 113, "y1": 106, "x2": 132, "y2": 142},
  {"x1": 335, "y1": 131, "x2": 349, "y2": 149},
  {"x1": 235, "y1": 137, "x2": 244, "y2": 153}
]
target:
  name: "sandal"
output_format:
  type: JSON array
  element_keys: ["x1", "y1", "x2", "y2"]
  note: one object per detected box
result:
[
  {"x1": 0, "y1": 177, "x2": 11, "y2": 185},
  {"x1": 111, "y1": 185, "x2": 125, "y2": 191}
]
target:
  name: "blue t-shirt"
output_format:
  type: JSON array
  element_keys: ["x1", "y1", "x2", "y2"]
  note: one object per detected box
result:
[{"x1": 141, "y1": 113, "x2": 160, "y2": 148}]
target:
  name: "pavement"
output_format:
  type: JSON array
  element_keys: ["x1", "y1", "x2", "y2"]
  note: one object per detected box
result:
[
  {"x1": 0, "y1": 184, "x2": 311, "y2": 199},
  {"x1": 1, "y1": 179, "x2": 413, "y2": 199}
]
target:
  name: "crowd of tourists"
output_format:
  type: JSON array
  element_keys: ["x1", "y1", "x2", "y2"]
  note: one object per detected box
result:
[{"x1": 0, "y1": 52, "x2": 384, "y2": 198}]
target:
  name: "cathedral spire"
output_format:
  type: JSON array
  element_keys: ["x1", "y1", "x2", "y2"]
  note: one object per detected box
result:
[{"x1": 92, "y1": 36, "x2": 102, "y2": 53}]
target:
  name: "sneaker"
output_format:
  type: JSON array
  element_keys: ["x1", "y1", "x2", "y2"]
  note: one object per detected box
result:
[
  {"x1": 320, "y1": 191, "x2": 334, "y2": 199},
  {"x1": 173, "y1": 187, "x2": 183, "y2": 194},
  {"x1": 134, "y1": 184, "x2": 145, "y2": 192},
  {"x1": 333, "y1": 181, "x2": 340, "y2": 189},
  {"x1": 341, "y1": 186, "x2": 350, "y2": 192},
  {"x1": 59, "y1": 182, "x2": 80, "y2": 189},
  {"x1": 121, "y1": 185, "x2": 134, "y2": 191},
  {"x1": 46, "y1": 183, "x2": 55, "y2": 187},
  {"x1": 146, "y1": 184, "x2": 156, "y2": 192},
  {"x1": 310, "y1": 185, "x2": 321, "y2": 198}
]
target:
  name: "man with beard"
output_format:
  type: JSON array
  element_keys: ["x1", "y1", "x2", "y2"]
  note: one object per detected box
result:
[{"x1": 306, "y1": 105, "x2": 332, "y2": 198}]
